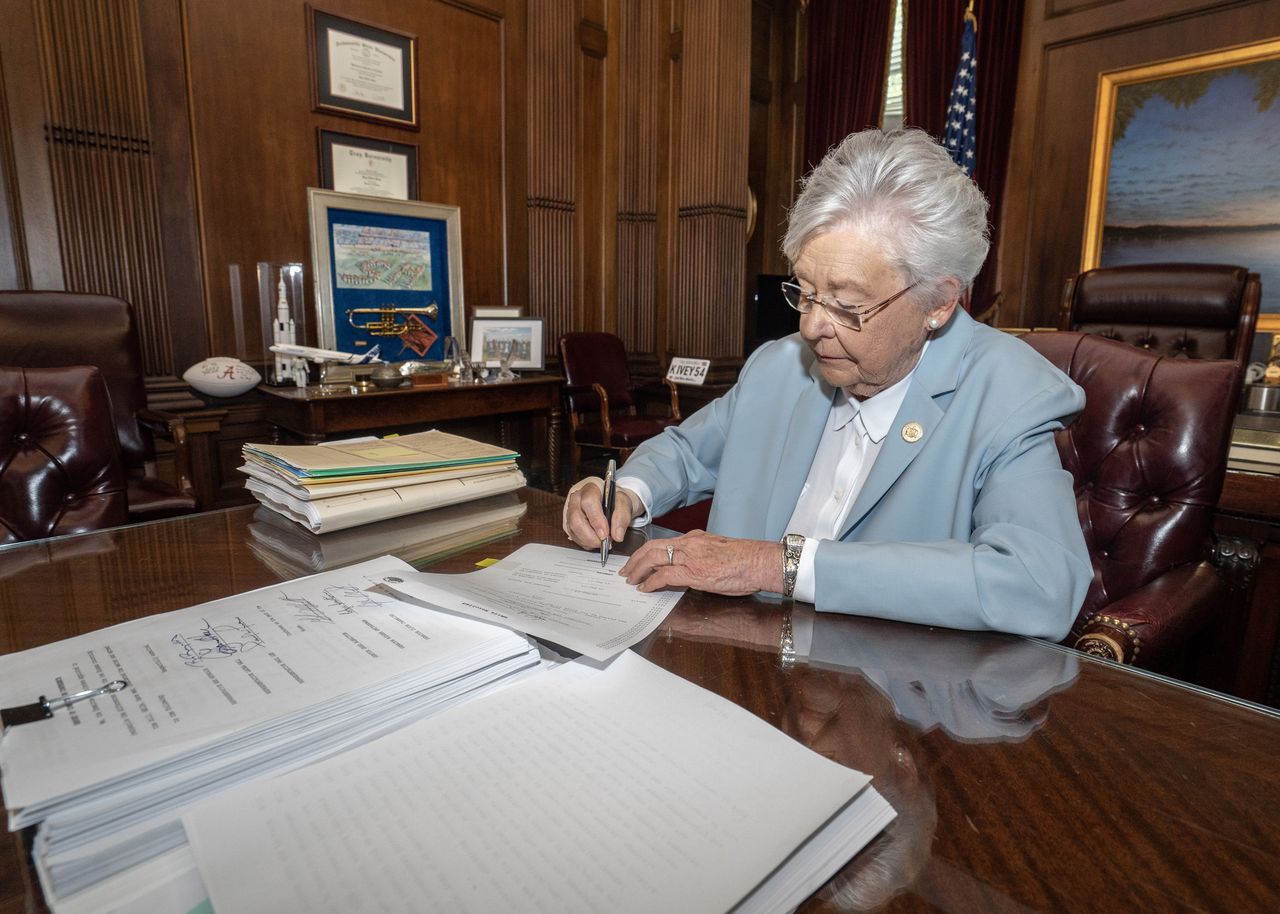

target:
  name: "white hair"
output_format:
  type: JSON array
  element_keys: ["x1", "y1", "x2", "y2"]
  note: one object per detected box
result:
[{"x1": 783, "y1": 129, "x2": 990, "y2": 306}]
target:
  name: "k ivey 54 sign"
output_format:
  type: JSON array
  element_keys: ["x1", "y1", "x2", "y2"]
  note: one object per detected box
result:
[{"x1": 666, "y1": 357, "x2": 710, "y2": 386}]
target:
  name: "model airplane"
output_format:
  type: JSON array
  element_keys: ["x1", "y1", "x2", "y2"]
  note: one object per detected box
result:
[{"x1": 268, "y1": 343, "x2": 383, "y2": 364}]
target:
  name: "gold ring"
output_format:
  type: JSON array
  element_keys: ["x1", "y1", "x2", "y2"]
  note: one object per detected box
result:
[{"x1": 666, "y1": 544, "x2": 675, "y2": 565}]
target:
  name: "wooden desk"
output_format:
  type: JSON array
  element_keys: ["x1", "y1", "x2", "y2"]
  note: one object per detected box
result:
[
  {"x1": 259, "y1": 375, "x2": 563, "y2": 492},
  {"x1": 1216, "y1": 465, "x2": 1280, "y2": 705},
  {"x1": 3, "y1": 493, "x2": 1280, "y2": 912}
]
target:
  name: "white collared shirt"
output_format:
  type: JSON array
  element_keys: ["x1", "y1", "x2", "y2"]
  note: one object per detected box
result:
[
  {"x1": 784, "y1": 360, "x2": 919, "y2": 603},
  {"x1": 618, "y1": 345, "x2": 926, "y2": 601}
]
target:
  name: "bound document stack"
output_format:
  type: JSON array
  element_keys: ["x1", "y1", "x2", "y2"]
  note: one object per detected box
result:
[
  {"x1": 0, "y1": 558, "x2": 542, "y2": 912},
  {"x1": 184, "y1": 651, "x2": 897, "y2": 914},
  {"x1": 241, "y1": 429, "x2": 526, "y2": 533}
]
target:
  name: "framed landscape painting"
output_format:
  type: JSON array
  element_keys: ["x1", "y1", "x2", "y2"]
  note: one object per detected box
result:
[{"x1": 1082, "y1": 39, "x2": 1280, "y2": 337}]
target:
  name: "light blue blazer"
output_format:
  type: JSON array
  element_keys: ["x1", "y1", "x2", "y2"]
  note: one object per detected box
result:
[{"x1": 620, "y1": 309, "x2": 1092, "y2": 640}]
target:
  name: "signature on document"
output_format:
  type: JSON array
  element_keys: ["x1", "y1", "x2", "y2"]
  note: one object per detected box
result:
[{"x1": 171, "y1": 617, "x2": 266, "y2": 667}]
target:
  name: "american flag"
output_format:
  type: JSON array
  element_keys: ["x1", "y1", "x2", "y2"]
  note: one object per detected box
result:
[{"x1": 943, "y1": 11, "x2": 977, "y2": 176}]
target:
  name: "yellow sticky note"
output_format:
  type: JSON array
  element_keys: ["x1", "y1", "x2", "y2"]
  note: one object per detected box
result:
[{"x1": 475, "y1": 558, "x2": 499, "y2": 568}]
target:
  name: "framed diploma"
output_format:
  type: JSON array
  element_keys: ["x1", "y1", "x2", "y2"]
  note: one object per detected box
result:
[
  {"x1": 308, "y1": 6, "x2": 418, "y2": 129},
  {"x1": 308, "y1": 189, "x2": 464, "y2": 362},
  {"x1": 318, "y1": 130, "x2": 418, "y2": 200}
]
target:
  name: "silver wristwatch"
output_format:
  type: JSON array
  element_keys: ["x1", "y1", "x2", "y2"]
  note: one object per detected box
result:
[{"x1": 780, "y1": 533, "x2": 805, "y2": 598}]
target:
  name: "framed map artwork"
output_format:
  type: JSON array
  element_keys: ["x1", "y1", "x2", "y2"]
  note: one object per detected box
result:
[{"x1": 307, "y1": 189, "x2": 463, "y2": 362}]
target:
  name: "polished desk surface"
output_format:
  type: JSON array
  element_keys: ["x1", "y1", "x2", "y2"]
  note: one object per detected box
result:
[{"x1": 2, "y1": 490, "x2": 1279, "y2": 912}]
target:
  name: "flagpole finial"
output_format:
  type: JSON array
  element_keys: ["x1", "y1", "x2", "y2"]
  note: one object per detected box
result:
[{"x1": 965, "y1": 1, "x2": 977, "y2": 27}]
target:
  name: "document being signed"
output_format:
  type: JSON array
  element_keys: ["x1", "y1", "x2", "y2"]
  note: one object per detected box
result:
[{"x1": 377, "y1": 543, "x2": 685, "y2": 661}]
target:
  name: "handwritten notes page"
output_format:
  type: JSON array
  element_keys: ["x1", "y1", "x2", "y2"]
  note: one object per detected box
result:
[
  {"x1": 377, "y1": 543, "x2": 684, "y2": 661},
  {"x1": 0, "y1": 557, "x2": 537, "y2": 827},
  {"x1": 185, "y1": 651, "x2": 894, "y2": 914}
]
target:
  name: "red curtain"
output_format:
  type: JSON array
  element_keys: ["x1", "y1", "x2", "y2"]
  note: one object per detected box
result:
[
  {"x1": 905, "y1": 1, "x2": 1026, "y2": 314},
  {"x1": 803, "y1": 0, "x2": 894, "y2": 171}
]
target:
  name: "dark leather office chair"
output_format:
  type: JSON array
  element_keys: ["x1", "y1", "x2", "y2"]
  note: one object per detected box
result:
[
  {"x1": 1059, "y1": 263, "x2": 1261, "y2": 368},
  {"x1": 1021, "y1": 331, "x2": 1243, "y2": 671},
  {"x1": 0, "y1": 292, "x2": 197, "y2": 521},
  {"x1": 558, "y1": 332, "x2": 682, "y2": 480},
  {"x1": 1, "y1": 366, "x2": 129, "y2": 543}
]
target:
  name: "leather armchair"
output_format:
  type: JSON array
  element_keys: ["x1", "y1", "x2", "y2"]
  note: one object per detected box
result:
[
  {"x1": 1, "y1": 366, "x2": 128, "y2": 543},
  {"x1": 1058, "y1": 263, "x2": 1260, "y2": 368},
  {"x1": 0, "y1": 292, "x2": 197, "y2": 521},
  {"x1": 1021, "y1": 331, "x2": 1242, "y2": 670},
  {"x1": 558, "y1": 332, "x2": 682, "y2": 479}
]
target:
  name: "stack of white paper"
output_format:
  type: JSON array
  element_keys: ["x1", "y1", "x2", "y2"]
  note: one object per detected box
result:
[
  {"x1": 185, "y1": 652, "x2": 896, "y2": 914},
  {"x1": 0, "y1": 557, "x2": 541, "y2": 910}
]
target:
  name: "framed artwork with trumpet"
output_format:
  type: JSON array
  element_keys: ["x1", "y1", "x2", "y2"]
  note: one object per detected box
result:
[{"x1": 307, "y1": 188, "x2": 463, "y2": 362}]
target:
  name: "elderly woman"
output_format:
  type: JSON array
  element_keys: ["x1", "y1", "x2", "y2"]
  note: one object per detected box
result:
[{"x1": 563, "y1": 128, "x2": 1091, "y2": 639}]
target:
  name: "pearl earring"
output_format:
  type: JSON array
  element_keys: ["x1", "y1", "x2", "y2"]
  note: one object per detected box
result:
[{"x1": 928, "y1": 317, "x2": 940, "y2": 329}]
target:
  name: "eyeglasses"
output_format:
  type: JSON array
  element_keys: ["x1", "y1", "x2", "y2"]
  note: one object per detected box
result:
[{"x1": 780, "y1": 279, "x2": 919, "y2": 331}]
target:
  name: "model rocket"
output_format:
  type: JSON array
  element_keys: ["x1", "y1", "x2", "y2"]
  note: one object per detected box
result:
[{"x1": 272, "y1": 271, "x2": 296, "y2": 383}]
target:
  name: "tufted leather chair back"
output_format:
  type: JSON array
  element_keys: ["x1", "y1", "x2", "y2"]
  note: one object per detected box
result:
[
  {"x1": 1022, "y1": 332, "x2": 1240, "y2": 624},
  {"x1": 0, "y1": 366, "x2": 128, "y2": 544},
  {"x1": 1059, "y1": 263, "x2": 1260, "y2": 368},
  {"x1": 0, "y1": 292, "x2": 152, "y2": 468},
  {"x1": 559, "y1": 332, "x2": 637, "y2": 416}
]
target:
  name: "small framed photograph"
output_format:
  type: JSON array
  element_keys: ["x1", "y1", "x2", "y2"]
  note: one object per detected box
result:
[
  {"x1": 308, "y1": 5, "x2": 418, "y2": 129},
  {"x1": 470, "y1": 318, "x2": 545, "y2": 370},
  {"x1": 318, "y1": 130, "x2": 418, "y2": 200},
  {"x1": 308, "y1": 188, "x2": 463, "y2": 363}
]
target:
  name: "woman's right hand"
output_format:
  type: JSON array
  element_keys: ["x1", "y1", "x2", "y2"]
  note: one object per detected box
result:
[{"x1": 562, "y1": 477, "x2": 640, "y2": 550}]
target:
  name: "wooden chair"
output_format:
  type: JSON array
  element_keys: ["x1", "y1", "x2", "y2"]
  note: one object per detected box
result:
[{"x1": 558, "y1": 332, "x2": 682, "y2": 481}]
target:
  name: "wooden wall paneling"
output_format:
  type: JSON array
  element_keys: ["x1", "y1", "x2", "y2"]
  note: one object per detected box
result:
[
  {"x1": 0, "y1": 0, "x2": 65, "y2": 290},
  {"x1": 184, "y1": 0, "x2": 520, "y2": 362},
  {"x1": 527, "y1": 0, "x2": 578, "y2": 354},
  {"x1": 0, "y1": 42, "x2": 25, "y2": 290},
  {"x1": 31, "y1": 0, "x2": 176, "y2": 376},
  {"x1": 575, "y1": 0, "x2": 618, "y2": 333},
  {"x1": 744, "y1": 0, "x2": 805, "y2": 351},
  {"x1": 137, "y1": 0, "x2": 209, "y2": 377},
  {"x1": 615, "y1": 1, "x2": 660, "y2": 358},
  {"x1": 654, "y1": 0, "x2": 683, "y2": 371},
  {"x1": 671, "y1": 0, "x2": 749, "y2": 363},
  {"x1": 1001, "y1": 0, "x2": 1280, "y2": 328}
]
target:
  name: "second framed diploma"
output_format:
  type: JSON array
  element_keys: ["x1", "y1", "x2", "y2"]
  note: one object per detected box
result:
[{"x1": 318, "y1": 130, "x2": 418, "y2": 200}]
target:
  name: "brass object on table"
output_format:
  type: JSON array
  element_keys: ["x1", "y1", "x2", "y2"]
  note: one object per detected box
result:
[{"x1": 346, "y1": 304, "x2": 440, "y2": 335}]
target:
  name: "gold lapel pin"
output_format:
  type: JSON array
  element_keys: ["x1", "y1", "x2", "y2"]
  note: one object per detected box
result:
[{"x1": 901, "y1": 421, "x2": 924, "y2": 443}]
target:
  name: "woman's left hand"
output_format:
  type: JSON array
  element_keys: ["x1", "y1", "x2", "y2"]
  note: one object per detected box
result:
[{"x1": 620, "y1": 530, "x2": 784, "y2": 596}]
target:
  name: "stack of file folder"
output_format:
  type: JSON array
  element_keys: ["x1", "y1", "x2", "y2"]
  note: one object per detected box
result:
[
  {"x1": 0, "y1": 558, "x2": 543, "y2": 911},
  {"x1": 241, "y1": 429, "x2": 527, "y2": 533}
]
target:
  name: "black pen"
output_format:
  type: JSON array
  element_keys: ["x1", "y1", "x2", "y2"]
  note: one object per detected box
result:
[{"x1": 601, "y1": 458, "x2": 617, "y2": 566}]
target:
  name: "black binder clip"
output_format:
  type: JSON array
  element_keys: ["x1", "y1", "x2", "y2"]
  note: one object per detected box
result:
[{"x1": 1, "y1": 680, "x2": 129, "y2": 728}]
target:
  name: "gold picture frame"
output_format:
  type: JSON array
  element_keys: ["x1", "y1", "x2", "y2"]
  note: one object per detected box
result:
[{"x1": 1082, "y1": 38, "x2": 1280, "y2": 334}]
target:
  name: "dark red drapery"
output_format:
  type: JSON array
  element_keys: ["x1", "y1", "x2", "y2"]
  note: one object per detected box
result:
[
  {"x1": 905, "y1": 1, "x2": 1026, "y2": 315},
  {"x1": 803, "y1": 0, "x2": 894, "y2": 171}
]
